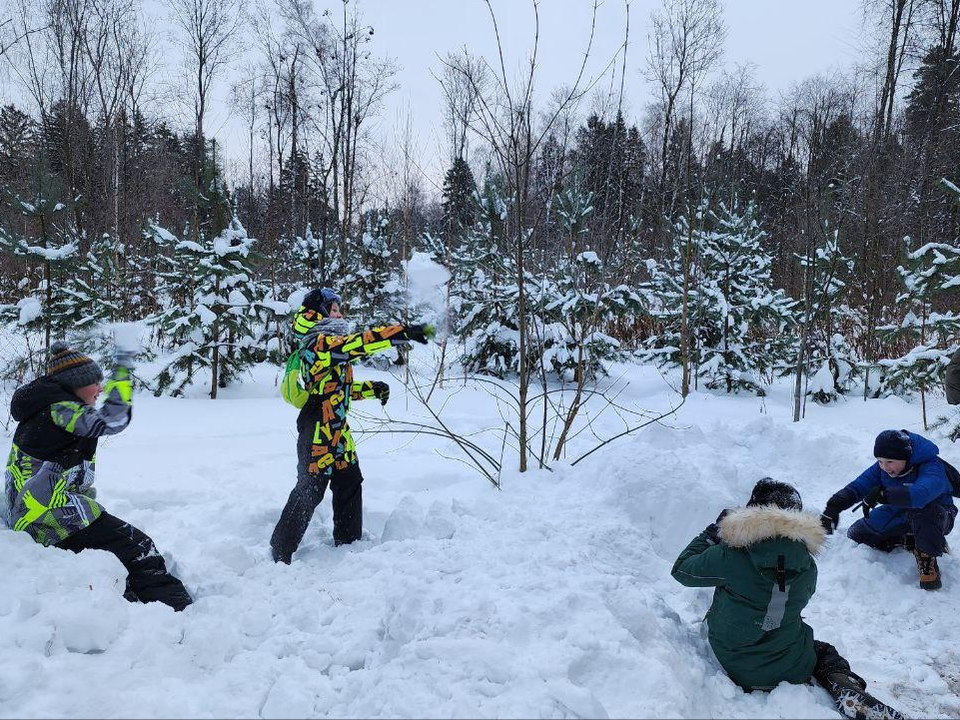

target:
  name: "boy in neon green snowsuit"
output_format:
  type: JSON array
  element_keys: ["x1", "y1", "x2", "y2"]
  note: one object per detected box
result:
[
  {"x1": 271, "y1": 287, "x2": 433, "y2": 561},
  {"x1": 4, "y1": 342, "x2": 192, "y2": 610}
]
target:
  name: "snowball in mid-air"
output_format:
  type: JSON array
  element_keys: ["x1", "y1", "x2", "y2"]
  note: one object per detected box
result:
[
  {"x1": 105, "y1": 321, "x2": 143, "y2": 353},
  {"x1": 404, "y1": 251, "x2": 450, "y2": 311}
]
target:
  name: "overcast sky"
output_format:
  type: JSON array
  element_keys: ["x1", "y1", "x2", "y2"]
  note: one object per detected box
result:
[
  {"x1": 336, "y1": 0, "x2": 867, "y2": 191},
  {"x1": 68, "y1": 0, "x2": 869, "y2": 192}
]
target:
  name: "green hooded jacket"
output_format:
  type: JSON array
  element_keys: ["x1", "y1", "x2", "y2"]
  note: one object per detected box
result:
[{"x1": 671, "y1": 506, "x2": 826, "y2": 691}]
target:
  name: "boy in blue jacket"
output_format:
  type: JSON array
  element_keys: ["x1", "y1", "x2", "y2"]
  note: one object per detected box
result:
[{"x1": 820, "y1": 430, "x2": 956, "y2": 590}]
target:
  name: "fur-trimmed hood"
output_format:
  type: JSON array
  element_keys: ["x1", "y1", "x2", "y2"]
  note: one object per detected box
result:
[{"x1": 718, "y1": 506, "x2": 826, "y2": 556}]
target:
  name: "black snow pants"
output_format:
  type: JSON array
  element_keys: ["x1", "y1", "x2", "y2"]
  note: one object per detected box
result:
[
  {"x1": 847, "y1": 502, "x2": 956, "y2": 557},
  {"x1": 56, "y1": 511, "x2": 193, "y2": 611},
  {"x1": 812, "y1": 640, "x2": 864, "y2": 688},
  {"x1": 270, "y1": 434, "x2": 364, "y2": 563}
]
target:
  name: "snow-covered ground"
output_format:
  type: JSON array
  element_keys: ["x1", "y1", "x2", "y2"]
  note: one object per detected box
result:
[{"x1": 1, "y1": 356, "x2": 959, "y2": 719}]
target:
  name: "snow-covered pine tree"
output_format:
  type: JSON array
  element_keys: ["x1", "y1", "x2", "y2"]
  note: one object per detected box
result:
[
  {"x1": 203, "y1": 212, "x2": 262, "y2": 394},
  {"x1": 793, "y1": 224, "x2": 856, "y2": 411},
  {"x1": 644, "y1": 196, "x2": 796, "y2": 395},
  {"x1": 147, "y1": 220, "x2": 196, "y2": 351},
  {"x1": 879, "y1": 189, "x2": 960, "y2": 427},
  {"x1": 61, "y1": 233, "x2": 123, "y2": 331},
  {"x1": 931, "y1": 178, "x2": 960, "y2": 441},
  {"x1": 343, "y1": 209, "x2": 405, "y2": 326},
  {"x1": 697, "y1": 198, "x2": 797, "y2": 394},
  {"x1": 540, "y1": 251, "x2": 643, "y2": 381},
  {"x1": 538, "y1": 180, "x2": 641, "y2": 382},
  {"x1": 422, "y1": 157, "x2": 479, "y2": 386},
  {"x1": 0, "y1": 176, "x2": 79, "y2": 355},
  {"x1": 153, "y1": 211, "x2": 261, "y2": 398},
  {"x1": 290, "y1": 223, "x2": 327, "y2": 286},
  {"x1": 457, "y1": 175, "x2": 527, "y2": 378},
  {"x1": 257, "y1": 289, "x2": 294, "y2": 365},
  {"x1": 640, "y1": 205, "x2": 706, "y2": 373},
  {"x1": 257, "y1": 229, "x2": 311, "y2": 359}
]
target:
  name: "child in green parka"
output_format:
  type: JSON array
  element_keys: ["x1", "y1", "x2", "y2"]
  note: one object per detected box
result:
[{"x1": 671, "y1": 479, "x2": 882, "y2": 710}]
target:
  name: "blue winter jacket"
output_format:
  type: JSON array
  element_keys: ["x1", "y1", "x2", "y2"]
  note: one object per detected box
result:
[{"x1": 844, "y1": 432, "x2": 955, "y2": 510}]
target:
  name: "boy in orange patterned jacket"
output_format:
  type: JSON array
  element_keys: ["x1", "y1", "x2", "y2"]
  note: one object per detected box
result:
[{"x1": 271, "y1": 287, "x2": 433, "y2": 561}]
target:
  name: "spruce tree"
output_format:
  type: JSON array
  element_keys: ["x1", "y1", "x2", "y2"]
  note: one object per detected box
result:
[
  {"x1": 794, "y1": 225, "x2": 856, "y2": 409},
  {"x1": 539, "y1": 179, "x2": 641, "y2": 381},
  {"x1": 61, "y1": 233, "x2": 123, "y2": 331},
  {"x1": 147, "y1": 220, "x2": 196, "y2": 349},
  {"x1": 879, "y1": 183, "x2": 960, "y2": 427},
  {"x1": 644, "y1": 196, "x2": 796, "y2": 394},
  {"x1": 441, "y1": 157, "x2": 477, "y2": 237},
  {"x1": 0, "y1": 105, "x2": 38, "y2": 197},
  {"x1": 457, "y1": 175, "x2": 525, "y2": 378},
  {"x1": 640, "y1": 200, "x2": 710, "y2": 374},
  {"x1": 0, "y1": 173, "x2": 79, "y2": 353},
  {"x1": 203, "y1": 211, "x2": 262, "y2": 393},
  {"x1": 153, "y1": 211, "x2": 260, "y2": 398},
  {"x1": 343, "y1": 209, "x2": 405, "y2": 326}
]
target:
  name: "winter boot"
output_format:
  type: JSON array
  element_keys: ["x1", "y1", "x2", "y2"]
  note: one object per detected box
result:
[
  {"x1": 913, "y1": 548, "x2": 942, "y2": 590},
  {"x1": 820, "y1": 672, "x2": 905, "y2": 720}
]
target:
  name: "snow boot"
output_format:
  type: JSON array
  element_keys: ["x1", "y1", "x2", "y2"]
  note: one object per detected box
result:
[
  {"x1": 912, "y1": 549, "x2": 942, "y2": 590},
  {"x1": 820, "y1": 672, "x2": 906, "y2": 720}
]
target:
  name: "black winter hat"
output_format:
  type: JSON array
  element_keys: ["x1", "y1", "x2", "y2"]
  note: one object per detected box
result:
[
  {"x1": 746, "y1": 477, "x2": 803, "y2": 511},
  {"x1": 301, "y1": 287, "x2": 342, "y2": 316},
  {"x1": 46, "y1": 341, "x2": 103, "y2": 390},
  {"x1": 873, "y1": 429, "x2": 912, "y2": 461}
]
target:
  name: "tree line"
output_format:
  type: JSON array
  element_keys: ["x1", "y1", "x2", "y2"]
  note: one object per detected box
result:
[{"x1": 0, "y1": 0, "x2": 958, "y2": 441}]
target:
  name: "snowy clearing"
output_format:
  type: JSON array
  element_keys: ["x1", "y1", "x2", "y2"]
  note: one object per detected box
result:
[{"x1": 1, "y1": 358, "x2": 958, "y2": 719}]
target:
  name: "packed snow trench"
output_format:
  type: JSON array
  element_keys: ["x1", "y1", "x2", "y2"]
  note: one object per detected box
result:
[{"x1": 2, "y1": 360, "x2": 959, "y2": 719}]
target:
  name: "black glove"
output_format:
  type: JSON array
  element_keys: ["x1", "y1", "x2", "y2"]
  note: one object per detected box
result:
[
  {"x1": 370, "y1": 381, "x2": 390, "y2": 406},
  {"x1": 862, "y1": 485, "x2": 888, "y2": 516},
  {"x1": 820, "y1": 488, "x2": 856, "y2": 534},
  {"x1": 820, "y1": 509, "x2": 839, "y2": 534},
  {"x1": 704, "y1": 509, "x2": 730, "y2": 544},
  {"x1": 405, "y1": 324, "x2": 435, "y2": 345}
]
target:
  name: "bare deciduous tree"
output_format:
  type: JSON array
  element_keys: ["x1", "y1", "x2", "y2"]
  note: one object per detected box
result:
[
  {"x1": 166, "y1": 0, "x2": 244, "y2": 235},
  {"x1": 645, "y1": 0, "x2": 725, "y2": 398},
  {"x1": 281, "y1": 0, "x2": 397, "y2": 268},
  {"x1": 440, "y1": 0, "x2": 609, "y2": 472},
  {"x1": 645, "y1": 0, "x2": 725, "y2": 218}
]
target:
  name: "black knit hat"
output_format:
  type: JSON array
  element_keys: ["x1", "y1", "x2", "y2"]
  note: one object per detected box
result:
[
  {"x1": 301, "y1": 287, "x2": 342, "y2": 316},
  {"x1": 873, "y1": 429, "x2": 912, "y2": 461},
  {"x1": 746, "y1": 477, "x2": 803, "y2": 511},
  {"x1": 46, "y1": 341, "x2": 103, "y2": 390}
]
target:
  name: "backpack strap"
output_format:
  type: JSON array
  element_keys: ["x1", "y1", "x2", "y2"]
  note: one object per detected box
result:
[{"x1": 761, "y1": 555, "x2": 791, "y2": 632}]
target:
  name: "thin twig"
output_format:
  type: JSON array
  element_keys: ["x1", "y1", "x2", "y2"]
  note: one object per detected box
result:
[{"x1": 571, "y1": 394, "x2": 687, "y2": 467}]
